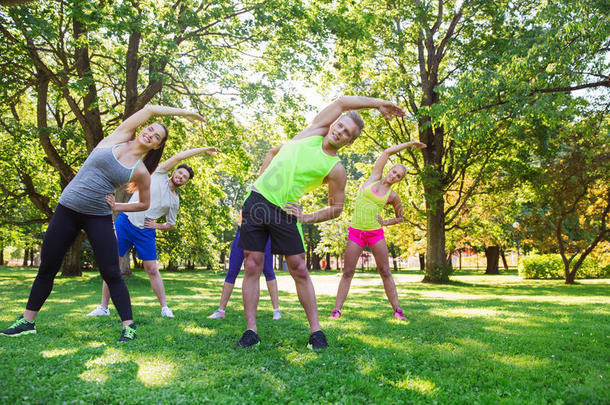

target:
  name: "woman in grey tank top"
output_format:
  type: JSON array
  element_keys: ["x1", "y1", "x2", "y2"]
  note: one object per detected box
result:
[{"x1": 0, "y1": 105, "x2": 204, "y2": 342}]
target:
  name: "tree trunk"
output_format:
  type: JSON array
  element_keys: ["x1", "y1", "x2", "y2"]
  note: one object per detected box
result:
[
  {"x1": 565, "y1": 264, "x2": 576, "y2": 284},
  {"x1": 23, "y1": 247, "x2": 29, "y2": 267},
  {"x1": 422, "y1": 176, "x2": 450, "y2": 282},
  {"x1": 485, "y1": 246, "x2": 500, "y2": 274},
  {"x1": 389, "y1": 243, "x2": 398, "y2": 272},
  {"x1": 0, "y1": 245, "x2": 3, "y2": 265},
  {"x1": 61, "y1": 232, "x2": 85, "y2": 276},
  {"x1": 29, "y1": 247, "x2": 35, "y2": 266},
  {"x1": 119, "y1": 251, "x2": 132, "y2": 278},
  {"x1": 325, "y1": 253, "x2": 331, "y2": 271},
  {"x1": 419, "y1": 254, "x2": 425, "y2": 271},
  {"x1": 312, "y1": 253, "x2": 321, "y2": 270},
  {"x1": 459, "y1": 249, "x2": 462, "y2": 270},
  {"x1": 279, "y1": 255, "x2": 285, "y2": 271},
  {"x1": 500, "y1": 249, "x2": 508, "y2": 270}
]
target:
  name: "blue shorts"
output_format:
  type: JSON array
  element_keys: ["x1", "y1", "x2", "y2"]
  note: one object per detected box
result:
[{"x1": 115, "y1": 212, "x2": 157, "y2": 261}]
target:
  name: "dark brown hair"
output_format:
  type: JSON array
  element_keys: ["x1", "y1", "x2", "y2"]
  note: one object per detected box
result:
[{"x1": 176, "y1": 163, "x2": 194, "y2": 180}]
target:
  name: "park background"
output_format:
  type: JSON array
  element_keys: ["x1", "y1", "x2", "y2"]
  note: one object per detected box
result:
[{"x1": 0, "y1": 0, "x2": 608, "y2": 403}]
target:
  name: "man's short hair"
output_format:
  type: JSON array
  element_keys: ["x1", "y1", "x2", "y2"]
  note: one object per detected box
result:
[
  {"x1": 345, "y1": 110, "x2": 365, "y2": 138},
  {"x1": 177, "y1": 163, "x2": 194, "y2": 180}
]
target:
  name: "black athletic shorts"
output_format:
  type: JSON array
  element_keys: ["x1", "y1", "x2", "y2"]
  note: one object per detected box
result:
[{"x1": 238, "y1": 191, "x2": 305, "y2": 255}]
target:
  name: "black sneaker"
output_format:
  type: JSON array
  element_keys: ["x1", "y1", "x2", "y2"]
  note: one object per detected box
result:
[
  {"x1": 307, "y1": 330, "x2": 328, "y2": 350},
  {"x1": 0, "y1": 315, "x2": 36, "y2": 337},
  {"x1": 118, "y1": 323, "x2": 137, "y2": 342},
  {"x1": 237, "y1": 329, "x2": 260, "y2": 348}
]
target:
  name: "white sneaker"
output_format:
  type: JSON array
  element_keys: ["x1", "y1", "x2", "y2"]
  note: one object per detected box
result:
[
  {"x1": 86, "y1": 305, "x2": 109, "y2": 316},
  {"x1": 208, "y1": 310, "x2": 225, "y2": 319},
  {"x1": 161, "y1": 306, "x2": 174, "y2": 318},
  {"x1": 273, "y1": 309, "x2": 282, "y2": 320}
]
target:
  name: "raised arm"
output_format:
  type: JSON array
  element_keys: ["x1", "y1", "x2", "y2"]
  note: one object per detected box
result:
[
  {"x1": 368, "y1": 141, "x2": 426, "y2": 183},
  {"x1": 293, "y1": 96, "x2": 406, "y2": 140},
  {"x1": 97, "y1": 105, "x2": 205, "y2": 148},
  {"x1": 376, "y1": 191, "x2": 404, "y2": 227},
  {"x1": 158, "y1": 146, "x2": 220, "y2": 172},
  {"x1": 284, "y1": 163, "x2": 347, "y2": 223}
]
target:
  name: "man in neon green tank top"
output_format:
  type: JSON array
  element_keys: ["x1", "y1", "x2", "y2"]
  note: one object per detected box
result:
[{"x1": 237, "y1": 96, "x2": 406, "y2": 349}]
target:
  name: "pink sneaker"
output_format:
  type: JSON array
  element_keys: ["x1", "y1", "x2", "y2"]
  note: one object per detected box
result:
[
  {"x1": 393, "y1": 308, "x2": 408, "y2": 321},
  {"x1": 330, "y1": 309, "x2": 341, "y2": 319}
]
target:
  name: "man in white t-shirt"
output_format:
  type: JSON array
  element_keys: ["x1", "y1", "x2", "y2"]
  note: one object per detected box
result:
[{"x1": 86, "y1": 146, "x2": 219, "y2": 318}]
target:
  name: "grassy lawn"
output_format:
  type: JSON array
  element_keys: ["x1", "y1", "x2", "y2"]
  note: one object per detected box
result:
[{"x1": 0, "y1": 266, "x2": 608, "y2": 404}]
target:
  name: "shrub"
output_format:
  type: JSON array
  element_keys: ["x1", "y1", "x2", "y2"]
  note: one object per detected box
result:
[{"x1": 519, "y1": 254, "x2": 610, "y2": 279}]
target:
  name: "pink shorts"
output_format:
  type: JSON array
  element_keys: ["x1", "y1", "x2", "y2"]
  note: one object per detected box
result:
[{"x1": 347, "y1": 227, "x2": 385, "y2": 248}]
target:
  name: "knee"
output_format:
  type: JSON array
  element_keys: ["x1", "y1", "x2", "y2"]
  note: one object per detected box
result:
[
  {"x1": 244, "y1": 256, "x2": 263, "y2": 275},
  {"x1": 143, "y1": 262, "x2": 159, "y2": 277},
  {"x1": 289, "y1": 263, "x2": 308, "y2": 280},
  {"x1": 342, "y1": 268, "x2": 356, "y2": 279},
  {"x1": 378, "y1": 266, "x2": 391, "y2": 280}
]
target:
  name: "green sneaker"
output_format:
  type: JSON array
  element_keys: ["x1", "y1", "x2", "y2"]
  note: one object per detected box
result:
[
  {"x1": 118, "y1": 323, "x2": 136, "y2": 342},
  {"x1": 0, "y1": 315, "x2": 36, "y2": 337}
]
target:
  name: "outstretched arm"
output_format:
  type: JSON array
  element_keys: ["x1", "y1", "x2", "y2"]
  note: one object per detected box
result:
[
  {"x1": 284, "y1": 163, "x2": 346, "y2": 223},
  {"x1": 158, "y1": 146, "x2": 220, "y2": 172},
  {"x1": 368, "y1": 141, "x2": 426, "y2": 182},
  {"x1": 376, "y1": 192, "x2": 404, "y2": 227},
  {"x1": 293, "y1": 96, "x2": 406, "y2": 140},
  {"x1": 97, "y1": 105, "x2": 205, "y2": 148}
]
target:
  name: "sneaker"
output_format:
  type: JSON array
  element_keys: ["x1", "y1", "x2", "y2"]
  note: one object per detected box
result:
[
  {"x1": 118, "y1": 323, "x2": 137, "y2": 342},
  {"x1": 330, "y1": 309, "x2": 341, "y2": 319},
  {"x1": 307, "y1": 330, "x2": 328, "y2": 350},
  {"x1": 161, "y1": 306, "x2": 174, "y2": 318},
  {"x1": 272, "y1": 309, "x2": 282, "y2": 320},
  {"x1": 0, "y1": 315, "x2": 36, "y2": 337},
  {"x1": 86, "y1": 305, "x2": 110, "y2": 316},
  {"x1": 393, "y1": 308, "x2": 408, "y2": 321},
  {"x1": 208, "y1": 310, "x2": 225, "y2": 319},
  {"x1": 236, "y1": 329, "x2": 260, "y2": 348}
]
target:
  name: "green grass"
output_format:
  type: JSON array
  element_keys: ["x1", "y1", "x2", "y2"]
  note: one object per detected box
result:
[{"x1": 0, "y1": 266, "x2": 608, "y2": 404}]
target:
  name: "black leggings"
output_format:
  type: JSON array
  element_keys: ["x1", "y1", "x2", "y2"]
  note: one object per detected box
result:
[{"x1": 26, "y1": 204, "x2": 133, "y2": 321}]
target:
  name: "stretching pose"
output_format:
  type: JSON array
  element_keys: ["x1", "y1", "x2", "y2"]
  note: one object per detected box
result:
[
  {"x1": 330, "y1": 141, "x2": 426, "y2": 321},
  {"x1": 208, "y1": 217, "x2": 281, "y2": 320},
  {"x1": 0, "y1": 105, "x2": 203, "y2": 341},
  {"x1": 86, "y1": 146, "x2": 219, "y2": 319},
  {"x1": 237, "y1": 96, "x2": 405, "y2": 349}
]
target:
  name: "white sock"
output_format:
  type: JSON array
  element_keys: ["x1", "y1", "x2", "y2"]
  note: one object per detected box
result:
[
  {"x1": 273, "y1": 308, "x2": 280, "y2": 312},
  {"x1": 217, "y1": 308, "x2": 225, "y2": 313}
]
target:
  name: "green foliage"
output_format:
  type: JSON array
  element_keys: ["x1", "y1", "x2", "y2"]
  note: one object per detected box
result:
[{"x1": 519, "y1": 254, "x2": 610, "y2": 279}]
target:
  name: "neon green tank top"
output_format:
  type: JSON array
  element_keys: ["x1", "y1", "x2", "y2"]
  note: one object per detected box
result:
[
  {"x1": 254, "y1": 136, "x2": 340, "y2": 208},
  {"x1": 350, "y1": 181, "x2": 391, "y2": 230}
]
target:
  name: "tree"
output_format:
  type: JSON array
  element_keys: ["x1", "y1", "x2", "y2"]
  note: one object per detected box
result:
[
  {"x1": 519, "y1": 114, "x2": 609, "y2": 284},
  {"x1": 320, "y1": 0, "x2": 609, "y2": 282}
]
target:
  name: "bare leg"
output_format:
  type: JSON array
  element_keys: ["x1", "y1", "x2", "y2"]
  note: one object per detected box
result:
[
  {"x1": 286, "y1": 253, "x2": 320, "y2": 333},
  {"x1": 333, "y1": 241, "x2": 363, "y2": 311},
  {"x1": 242, "y1": 250, "x2": 264, "y2": 332},
  {"x1": 101, "y1": 281, "x2": 111, "y2": 308},
  {"x1": 370, "y1": 239, "x2": 400, "y2": 310},
  {"x1": 266, "y1": 279, "x2": 280, "y2": 310},
  {"x1": 217, "y1": 282, "x2": 236, "y2": 311},
  {"x1": 142, "y1": 260, "x2": 167, "y2": 308}
]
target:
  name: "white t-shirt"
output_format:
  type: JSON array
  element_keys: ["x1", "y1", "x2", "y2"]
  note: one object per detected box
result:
[{"x1": 126, "y1": 168, "x2": 179, "y2": 229}]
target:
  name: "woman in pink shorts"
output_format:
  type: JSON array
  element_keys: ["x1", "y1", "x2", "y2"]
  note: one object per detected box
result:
[{"x1": 330, "y1": 141, "x2": 426, "y2": 321}]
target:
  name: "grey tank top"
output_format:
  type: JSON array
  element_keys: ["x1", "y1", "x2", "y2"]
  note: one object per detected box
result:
[{"x1": 59, "y1": 144, "x2": 142, "y2": 215}]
